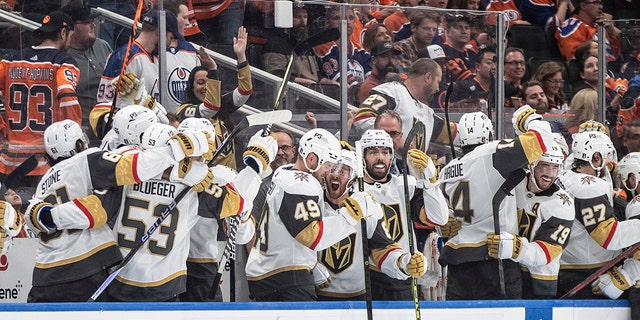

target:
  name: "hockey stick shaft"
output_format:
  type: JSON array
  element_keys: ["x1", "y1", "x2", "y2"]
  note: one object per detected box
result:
[
  {"x1": 3, "y1": 155, "x2": 38, "y2": 189},
  {"x1": 443, "y1": 81, "x2": 456, "y2": 159},
  {"x1": 491, "y1": 169, "x2": 526, "y2": 299},
  {"x1": 402, "y1": 121, "x2": 425, "y2": 320},
  {"x1": 355, "y1": 141, "x2": 373, "y2": 320},
  {"x1": 560, "y1": 241, "x2": 640, "y2": 299}
]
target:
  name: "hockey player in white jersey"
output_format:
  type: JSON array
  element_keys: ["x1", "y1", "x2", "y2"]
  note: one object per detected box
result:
[
  {"x1": 591, "y1": 152, "x2": 640, "y2": 300},
  {"x1": 555, "y1": 131, "x2": 640, "y2": 298},
  {"x1": 353, "y1": 58, "x2": 456, "y2": 152},
  {"x1": 440, "y1": 105, "x2": 556, "y2": 300},
  {"x1": 246, "y1": 128, "x2": 375, "y2": 301},
  {"x1": 489, "y1": 143, "x2": 575, "y2": 298},
  {"x1": 359, "y1": 129, "x2": 448, "y2": 300},
  {"x1": 24, "y1": 119, "x2": 214, "y2": 302},
  {"x1": 316, "y1": 149, "x2": 426, "y2": 300}
]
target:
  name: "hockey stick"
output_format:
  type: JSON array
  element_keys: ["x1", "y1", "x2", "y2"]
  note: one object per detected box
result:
[
  {"x1": 2, "y1": 155, "x2": 38, "y2": 189},
  {"x1": 271, "y1": 28, "x2": 340, "y2": 113},
  {"x1": 443, "y1": 81, "x2": 456, "y2": 159},
  {"x1": 560, "y1": 241, "x2": 640, "y2": 299},
  {"x1": 491, "y1": 169, "x2": 526, "y2": 298},
  {"x1": 355, "y1": 141, "x2": 373, "y2": 320},
  {"x1": 402, "y1": 121, "x2": 425, "y2": 320},
  {"x1": 88, "y1": 110, "x2": 292, "y2": 302}
]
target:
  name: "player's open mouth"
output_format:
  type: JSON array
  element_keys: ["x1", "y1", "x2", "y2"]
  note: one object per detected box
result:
[{"x1": 330, "y1": 180, "x2": 340, "y2": 191}]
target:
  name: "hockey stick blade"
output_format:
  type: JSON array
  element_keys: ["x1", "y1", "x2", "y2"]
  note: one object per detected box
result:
[
  {"x1": 403, "y1": 121, "x2": 426, "y2": 156},
  {"x1": 247, "y1": 110, "x2": 292, "y2": 127},
  {"x1": 293, "y1": 28, "x2": 340, "y2": 55},
  {"x1": 3, "y1": 155, "x2": 38, "y2": 189},
  {"x1": 560, "y1": 241, "x2": 640, "y2": 299}
]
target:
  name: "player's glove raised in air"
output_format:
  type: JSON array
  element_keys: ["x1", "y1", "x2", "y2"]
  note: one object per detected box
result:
[
  {"x1": 167, "y1": 130, "x2": 214, "y2": 161},
  {"x1": 139, "y1": 95, "x2": 169, "y2": 124},
  {"x1": 339, "y1": 191, "x2": 381, "y2": 226},
  {"x1": 242, "y1": 131, "x2": 278, "y2": 174},
  {"x1": 398, "y1": 252, "x2": 426, "y2": 278},
  {"x1": 170, "y1": 158, "x2": 215, "y2": 192},
  {"x1": 25, "y1": 199, "x2": 56, "y2": 235},
  {"x1": 592, "y1": 256, "x2": 640, "y2": 299},
  {"x1": 112, "y1": 72, "x2": 141, "y2": 100},
  {"x1": 578, "y1": 120, "x2": 608, "y2": 134},
  {"x1": 439, "y1": 216, "x2": 462, "y2": 239},
  {"x1": 312, "y1": 263, "x2": 332, "y2": 289},
  {"x1": 512, "y1": 105, "x2": 543, "y2": 136},
  {"x1": 407, "y1": 149, "x2": 438, "y2": 189},
  {"x1": 1, "y1": 201, "x2": 22, "y2": 254}
]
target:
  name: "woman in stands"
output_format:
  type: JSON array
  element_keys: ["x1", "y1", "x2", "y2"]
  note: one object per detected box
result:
[{"x1": 533, "y1": 61, "x2": 569, "y2": 112}]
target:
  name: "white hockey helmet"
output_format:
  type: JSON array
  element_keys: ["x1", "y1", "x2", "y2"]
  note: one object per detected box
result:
[
  {"x1": 618, "y1": 152, "x2": 640, "y2": 191},
  {"x1": 298, "y1": 128, "x2": 341, "y2": 172},
  {"x1": 454, "y1": 112, "x2": 494, "y2": 147},
  {"x1": 44, "y1": 120, "x2": 88, "y2": 160},
  {"x1": 336, "y1": 149, "x2": 357, "y2": 181},
  {"x1": 571, "y1": 131, "x2": 616, "y2": 171},
  {"x1": 360, "y1": 129, "x2": 394, "y2": 158},
  {"x1": 112, "y1": 105, "x2": 157, "y2": 146},
  {"x1": 178, "y1": 117, "x2": 215, "y2": 137},
  {"x1": 140, "y1": 123, "x2": 177, "y2": 150}
]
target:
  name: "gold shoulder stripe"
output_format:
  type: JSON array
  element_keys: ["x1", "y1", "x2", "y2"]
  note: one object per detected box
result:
[
  {"x1": 519, "y1": 132, "x2": 545, "y2": 164},
  {"x1": 295, "y1": 220, "x2": 322, "y2": 248}
]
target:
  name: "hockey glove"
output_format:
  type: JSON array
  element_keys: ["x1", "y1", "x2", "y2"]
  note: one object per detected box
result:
[
  {"x1": 340, "y1": 140, "x2": 353, "y2": 151},
  {"x1": 0, "y1": 201, "x2": 22, "y2": 254},
  {"x1": 512, "y1": 105, "x2": 543, "y2": 136},
  {"x1": 167, "y1": 131, "x2": 213, "y2": 161},
  {"x1": 139, "y1": 95, "x2": 170, "y2": 124},
  {"x1": 26, "y1": 199, "x2": 56, "y2": 235},
  {"x1": 440, "y1": 216, "x2": 462, "y2": 239},
  {"x1": 398, "y1": 252, "x2": 426, "y2": 278},
  {"x1": 339, "y1": 191, "x2": 382, "y2": 226},
  {"x1": 242, "y1": 131, "x2": 278, "y2": 174},
  {"x1": 112, "y1": 72, "x2": 141, "y2": 100},
  {"x1": 578, "y1": 120, "x2": 608, "y2": 134},
  {"x1": 592, "y1": 257, "x2": 640, "y2": 299},
  {"x1": 312, "y1": 263, "x2": 332, "y2": 289},
  {"x1": 170, "y1": 158, "x2": 215, "y2": 192},
  {"x1": 487, "y1": 231, "x2": 527, "y2": 260},
  {"x1": 407, "y1": 149, "x2": 438, "y2": 188}
]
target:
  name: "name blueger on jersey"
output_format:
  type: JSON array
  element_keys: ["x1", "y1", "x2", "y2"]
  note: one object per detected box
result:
[{"x1": 132, "y1": 181, "x2": 177, "y2": 198}]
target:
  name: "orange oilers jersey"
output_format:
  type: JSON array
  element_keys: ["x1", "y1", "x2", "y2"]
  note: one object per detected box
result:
[
  {"x1": 0, "y1": 48, "x2": 82, "y2": 176},
  {"x1": 191, "y1": 0, "x2": 232, "y2": 21}
]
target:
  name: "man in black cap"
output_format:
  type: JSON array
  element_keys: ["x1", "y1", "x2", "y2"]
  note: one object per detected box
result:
[
  {"x1": 358, "y1": 41, "x2": 401, "y2": 104},
  {"x1": 0, "y1": 10, "x2": 81, "y2": 186},
  {"x1": 62, "y1": 0, "x2": 112, "y2": 147},
  {"x1": 443, "y1": 13, "x2": 477, "y2": 82}
]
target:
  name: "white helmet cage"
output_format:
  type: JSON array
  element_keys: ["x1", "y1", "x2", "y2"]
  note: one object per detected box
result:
[
  {"x1": 298, "y1": 128, "x2": 341, "y2": 172},
  {"x1": 454, "y1": 112, "x2": 494, "y2": 146},
  {"x1": 140, "y1": 123, "x2": 177, "y2": 150},
  {"x1": 44, "y1": 119, "x2": 88, "y2": 160},
  {"x1": 337, "y1": 149, "x2": 357, "y2": 182},
  {"x1": 178, "y1": 117, "x2": 216, "y2": 138},
  {"x1": 618, "y1": 152, "x2": 640, "y2": 192},
  {"x1": 112, "y1": 105, "x2": 158, "y2": 146},
  {"x1": 571, "y1": 131, "x2": 617, "y2": 172}
]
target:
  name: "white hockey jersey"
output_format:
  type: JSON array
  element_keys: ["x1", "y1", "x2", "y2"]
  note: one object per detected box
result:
[
  {"x1": 514, "y1": 178, "x2": 574, "y2": 297},
  {"x1": 556, "y1": 169, "x2": 640, "y2": 268},
  {"x1": 30, "y1": 146, "x2": 179, "y2": 287},
  {"x1": 163, "y1": 41, "x2": 200, "y2": 113},
  {"x1": 353, "y1": 81, "x2": 453, "y2": 152},
  {"x1": 245, "y1": 165, "x2": 359, "y2": 297},
  {"x1": 439, "y1": 133, "x2": 546, "y2": 266}
]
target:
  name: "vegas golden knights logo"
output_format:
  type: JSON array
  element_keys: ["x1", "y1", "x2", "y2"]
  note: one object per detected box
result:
[
  {"x1": 517, "y1": 204, "x2": 539, "y2": 240},
  {"x1": 382, "y1": 203, "x2": 403, "y2": 242},
  {"x1": 320, "y1": 233, "x2": 356, "y2": 273},
  {"x1": 412, "y1": 118, "x2": 426, "y2": 152}
]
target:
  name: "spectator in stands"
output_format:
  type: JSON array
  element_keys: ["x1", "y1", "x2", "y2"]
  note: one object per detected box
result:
[
  {"x1": 87, "y1": 0, "x2": 135, "y2": 48},
  {"x1": 192, "y1": 0, "x2": 244, "y2": 49},
  {"x1": 450, "y1": 47, "x2": 496, "y2": 111},
  {"x1": 361, "y1": 22, "x2": 393, "y2": 53},
  {"x1": 394, "y1": 11, "x2": 440, "y2": 72},
  {"x1": 620, "y1": 26, "x2": 640, "y2": 81},
  {"x1": 314, "y1": 6, "x2": 371, "y2": 104},
  {"x1": 358, "y1": 41, "x2": 402, "y2": 103},
  {"x1": 573, "y1": 54, "x2": 623, "y2": 125},
  {"x1": 521, "y1": 80, "x2": 550, "y2": 114},
  {"x1": 62, "y1": 1, "x2": 111, "y2": 147},
  {"x1": 564, "y1": 88, "x2": 598, "y2": 135},
  {"x1": 443, "y1": 13, "x2": 477, "y2": 83},
  {"x1": 623, "y1": 119, "x2": 640, "y2": 154},
  {"x1": 504, "y1": 47, "x2": 526, "y2": 107},
  {"x1": 556, "y1": 0, "x2": 620, "y2": 61},
  {"x1": 383, "y1": 0, "x2": 417, "y2": 42},
  {"x1": 448, "y1": 0, "x2": 484, "y2": 10},
  {"x1": 519, "y1": 0, "x2": 572, "y2": 28},
  {"x1": 263, "y1": 5, "x2": 325, "y2": 87},
  {"x1": 448, "y1": 0, "x2": 488, "y2": 51},
  {"x1": 532, "y1": 61, "x2": 569, "y2": 112}
]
